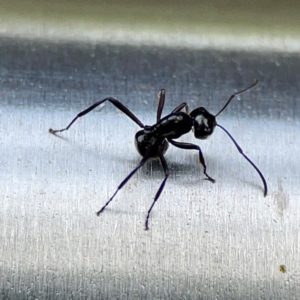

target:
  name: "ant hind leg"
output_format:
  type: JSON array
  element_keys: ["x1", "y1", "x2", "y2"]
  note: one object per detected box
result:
[{"x1": 49, "y1": 97, "x2": 144, "y2": 135}]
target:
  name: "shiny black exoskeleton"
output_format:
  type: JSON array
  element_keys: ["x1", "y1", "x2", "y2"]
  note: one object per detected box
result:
[{"x1": 49, "y1": 80, "x2": 267, "y2": 230}]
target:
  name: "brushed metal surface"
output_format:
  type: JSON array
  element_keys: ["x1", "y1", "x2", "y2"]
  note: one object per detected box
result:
[{"x1": 0, "y1": 38, "x2": 299, "y2": 299}]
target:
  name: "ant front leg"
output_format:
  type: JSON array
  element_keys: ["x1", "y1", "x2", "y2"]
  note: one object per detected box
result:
[
  {"x1": 168, "y1": 139, "x2": 215, "y2": 183},
  {"x1": 172, "y1": 102, "x2": 190, "y2": 114},
  {"x1": 49, "y1": 97, "x2": 144, "y2": 135}
]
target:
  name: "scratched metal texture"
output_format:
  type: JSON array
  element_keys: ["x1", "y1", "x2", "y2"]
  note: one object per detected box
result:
[{"x1": 0, "y1": 38, "x2": 299, "y2": 299}]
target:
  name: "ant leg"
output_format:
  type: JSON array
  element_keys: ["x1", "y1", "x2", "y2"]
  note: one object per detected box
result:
[
  {"x1": 168, "y1": 139, "x2": 215, "y2": 183},
  {"x1": 172, "y1": 102, "x2": 190, "y2": 114},
  {"x1": 145, "y1": 148, "x2": 169, "y2": 230},
  {"x1": 49, "y1": 97, "x2": 144, "y2": 134},
  {"x1": 156, "y1": 90, "x2": 189, "y2": 122},
  {"x1": 96, "y1": 140, "x2": 156, "y2": 217},
  {"x1": 156, "y1": 89, "x2": 166, "y2": 122},
  {"x1": 217, "y1": 124, "x2": 268, "y2": 196},
  {"x1": 96, "y1": 154, "x2": 149, "y2": 216}
]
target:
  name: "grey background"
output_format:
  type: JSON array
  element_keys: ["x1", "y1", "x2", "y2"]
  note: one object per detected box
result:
[
  {"x1": 1, "y1": 0, "x2": 300, "y2": 52},
  {"x1": 0, "y1": 37, "x2": 299, "y2": 299}
]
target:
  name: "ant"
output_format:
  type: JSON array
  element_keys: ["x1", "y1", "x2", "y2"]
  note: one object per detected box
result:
[{"x1": 49, "y1": 80, "x2": 267, "y2": 230}]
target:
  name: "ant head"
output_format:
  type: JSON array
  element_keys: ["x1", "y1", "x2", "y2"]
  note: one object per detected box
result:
[{"x1": 190, "y1": 107, "x2": 216, "y2": 139}]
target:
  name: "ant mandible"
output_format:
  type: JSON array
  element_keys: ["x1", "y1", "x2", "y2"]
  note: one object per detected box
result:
[{"x1": 49, "y1": 80, "x2": 267, "y2": 230}]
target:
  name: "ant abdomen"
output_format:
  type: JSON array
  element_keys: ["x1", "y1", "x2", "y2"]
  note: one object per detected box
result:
[{"x1": 135, "y1": 130, "x2": 169, "y2": 158}]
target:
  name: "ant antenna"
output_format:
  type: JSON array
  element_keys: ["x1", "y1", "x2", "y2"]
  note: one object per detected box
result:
[
  {"x1": 215, "y1": 79, "x2": 258, "y2": 117},
  {"x1": 216, "y1": 124, "x2": 267, "y2": 196},
  {"x1": 214, "y1": 80, "x2": 267, "y2": 196}
]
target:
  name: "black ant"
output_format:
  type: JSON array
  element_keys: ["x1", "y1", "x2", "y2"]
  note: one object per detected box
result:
[{"x1": 49, "y1": 80, "x2": 267, "y2": 230}]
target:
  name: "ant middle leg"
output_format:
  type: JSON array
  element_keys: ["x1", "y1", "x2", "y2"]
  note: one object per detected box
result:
[
  {"x1": 96, "y1": 154, "x2": 149, "y2": 217},
  {"x1": 145, "y1": 148, "x2": 169, "y2": 230},
  {"x1": 96, "y1": 140, "x2": 157, "y2": 218},
  {"x1": 49, "y1": 97, "x2": 144, "y2": 135},
  {"x1": 156, "y1": 89, "x2": 166, "y2": 122},
  {"x1": 168, "y1": 139, "x2": 215, "y2": 183},
  {"x1": 156, "y1": 88, "x2": 191, "y2": 123}
]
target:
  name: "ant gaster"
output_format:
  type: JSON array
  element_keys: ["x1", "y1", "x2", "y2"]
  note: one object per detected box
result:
[{"x1": 49, "y1": 80, "x2": 267, "y2": 230}]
